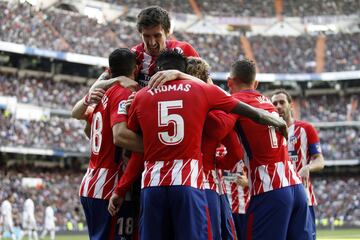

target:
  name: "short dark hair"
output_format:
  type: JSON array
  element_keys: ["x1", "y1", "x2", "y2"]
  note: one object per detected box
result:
[
  {"x1": 156, "y1": 49, "x2": 187, "y2": 73},
  {"x1": 109, "y1": 48, "x2": 136, "y2": 78},
  {"x1": 137, "y1": 6, "x2": 171, "y2": 34},
  {"x1": 230, "y1": 58, "x2": 256, "y2": 84},
  {"x1": 272, "y1": 89, "x2": 293, "y2": 103}
]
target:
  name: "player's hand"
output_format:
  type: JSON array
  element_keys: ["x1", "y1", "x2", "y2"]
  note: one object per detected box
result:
[
  {"x1": 125, "y1": 92, "x2": 136, "y2": 113},
  {"x1": 117, "y1": 76, "x2": 139, "y2": 91},
  {"x1": 108, "y1": 193, "x2": 124, "y2": 216},
  {"x1": 277, "y1": 123, "x2": 288, "y2": 140},
  {"x1": 298, "y1": 165, "x2": 310, "y2": 187},
  {"x1": 98, "y1": 69, "x2": 110, "y2": 81},
  {"x1": 148, "y1": 70, "x2": 181, "y2": 89},
  {"x1": 83, "y1": 88, "x2": 105, "y2": 106},
  {"x1": 235, "y1": 175, "x2": 248, "y2": 187}
]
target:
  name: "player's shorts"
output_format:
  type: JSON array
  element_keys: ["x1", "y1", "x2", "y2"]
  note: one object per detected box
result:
[
  {"x1": 205, "y1": 189, "x2": 221, "y2": 240},
  {"x1": 232, "y1": 213, "x2": 246, "y2": 240},
  {"x1": 219, "y1": 194, "x2": 237, "y2": 240},
  {"x1": 245, "y1": 184, "x2": 312, "y2": 240},
  {"x1": 81, "y1": 196, "x2": 138, "y2": 240},
  {"x1": 309, "y1": 206, "x2": 316, "y2": 240},
  {"x1": 22, "y1": 212, "x2": 37, "y2": 230},
  {"x1": 139, "y1": 186, "x2": 211, "y2": 240}
]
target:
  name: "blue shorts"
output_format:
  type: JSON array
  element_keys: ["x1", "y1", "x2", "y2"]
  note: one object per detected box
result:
[
  {"x1": 232, "y1": 213, "x2": 246, "y2": 240},
  {"x1": 205, "y1": 189, "x2": 221, "y2": 240},
  {"x1": 139, "y1": 186, "x2": 211, "y2": 240},
  {"x1": 309, "y1": 206, "x2": 316, "y2": 239},
  {"x1": 219, "y1": 194, "x2": 237, "y2": 240},
  {"x1": 81, "y1": 197, "x2": 138, "y2": 240},
  {"x1": 245, "y1": 184, "x2": 312, "y2": 240}
]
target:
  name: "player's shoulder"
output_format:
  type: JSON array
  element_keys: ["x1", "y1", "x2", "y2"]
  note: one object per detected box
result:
[
  {"x1": 295, "y1": 120, "x2": 317, "y2": 131},
  {"x1": 167, "y1": 40, "x2": 197, "y2": 56},
  {"x1": 106, "y1": 84, "x2": 132, "y2": 97},
  {"x1": 131, "y1": 43, "x2": 144, "y2": 53}
]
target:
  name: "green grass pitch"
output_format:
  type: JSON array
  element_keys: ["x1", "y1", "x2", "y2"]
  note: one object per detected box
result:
[{"x1": 36, "y1": 229, "x2": 360, "y2": 240}]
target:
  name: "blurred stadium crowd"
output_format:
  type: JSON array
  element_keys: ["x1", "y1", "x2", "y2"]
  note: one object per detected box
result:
[
  {"x1": 1, "y1": 1, "x2": 360, "y2": 73},
  {"x1": 1, "y1": 166, "x2": 359, "y2": 230}
]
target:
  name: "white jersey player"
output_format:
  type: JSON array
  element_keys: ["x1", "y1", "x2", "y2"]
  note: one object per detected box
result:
[
  {"x1": 0, "y1": 199, "x2": 17, "y2": 240},
  {"x1": 21, "y1": 198, "x2": 38, "y2": 240},
  {"x1": 40, "y1": 206, "x2": 55, "y2": 240}
]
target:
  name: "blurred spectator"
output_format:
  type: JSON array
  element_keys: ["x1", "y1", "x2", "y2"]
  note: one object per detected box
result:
[
  {"x1": 283, "y1": 0, "x2": 360, "y2": 17},
  {"x1": 250, "y1": 34, "x2": 316, "y2": 73},
  {"x1": 313, "y1": 177, "x2": 360, "y2": 227},
  {"x1": 173, "y1": 32, "x2": 245, "y2": 72},
  {"x1": 0, "y1": 73, "x2": 88, "y2": 110},
  {"x1": 0, "y1": 110, "x2": 89, "y2": 153},
  {"x1": 0, "y1": 166, "x2": 86, "y2": 231}
]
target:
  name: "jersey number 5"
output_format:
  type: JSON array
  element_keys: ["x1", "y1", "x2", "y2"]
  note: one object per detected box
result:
[{"x1": 158, "y1": 100, "x2": 184, "y2": 145}]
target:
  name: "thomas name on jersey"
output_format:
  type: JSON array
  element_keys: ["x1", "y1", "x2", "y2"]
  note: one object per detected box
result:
[{"x1": 147, "y1": 83, "x2": 191, "y2": 96}]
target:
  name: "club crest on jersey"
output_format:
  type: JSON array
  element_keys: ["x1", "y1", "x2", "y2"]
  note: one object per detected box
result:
[
  {"x1": 102, "y1": 95, "x2": 109, "y2": 109},
  {"x1": 289, "y1": 135, "x2": 297, "y2": 145},
  {"x1": 256, "y1": 95, "x2": 272, "y2": 104},
  {"x1": 118, "y1": 100, "x2": 127, "y2": 115}
]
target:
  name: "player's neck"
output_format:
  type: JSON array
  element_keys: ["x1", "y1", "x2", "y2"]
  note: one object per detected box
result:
[{"x1": 287, "y1": 117, "x2": 295, "y2": 127}]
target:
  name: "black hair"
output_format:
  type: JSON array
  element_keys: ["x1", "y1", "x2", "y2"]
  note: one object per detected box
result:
[
  {"x1": 108, "y1": 48, "x2": 136, "y2": 78},
  {"x1": 230, "y1": 58, "x2": 256, "y2": 84},
  {"x1": 156, "y1": 49, "x2": 187, "y2": 72},
  {"x1": 137, "y1": 6, "x2": 171, "y2": 33},
  {"x1": 272, "y1": 89, "x2": 293, "y2": 103}
]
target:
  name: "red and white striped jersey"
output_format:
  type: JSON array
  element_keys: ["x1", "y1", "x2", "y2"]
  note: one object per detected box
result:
[
  {"x1": 232, "y1": 91, "x2": 302, "y2": 196},
  {"x1": 79, "y1": 85, "x2": 132, "y2": 200},
  {"x1": 141, "y1": 159, "x2": 203, "y2": 189},
  {"x1": 127, "y1": 80, "x2": 238, "y2": 190},
  {"x1": 131, "y1": 40, "x2": 199, "y2": 88},
  {"x1": 79, "y1": 167, "x2": 120, "y2": 200},
  {"x1": 223, "y1": 162, "x2": 249, "y2": 214},
  {"x1": 288, "y1": 120, "x2": 322, "y2": 206}
]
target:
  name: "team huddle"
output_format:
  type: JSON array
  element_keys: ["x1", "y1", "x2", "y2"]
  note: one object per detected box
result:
[{"x1": 71, "y1": 6, "x2": 325, "y2": 240}]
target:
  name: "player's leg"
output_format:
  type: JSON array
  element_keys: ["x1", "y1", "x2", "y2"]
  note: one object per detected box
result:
[
  {"x1": 309, "y1": 206, "x2": 317, "y2": 240},
  {"x1": 40, "y1": 228, "x2": 47, "y2": 239},
  {"x1": 287, "y1": 184, "x2": 313, "y2": 240},
  {"x1": 80, "y1": 196, "x2": 116, "y2": 240},
  {"x1": 245, "y1": 187, "x2": 294, "y2": 240},
  {"x1": 50, "y1": 229, "x2": 55, "y2": 240},
  {"x1": 139, "y1": 187, "x2": 171, "y2": 240},
  {"x1": 220, "y1": 194, "x2": 237, "y2": 240},
  {"x1": 232, "y1": 213, "x2": 246, "y2": 240},
  {"x1": 205, "y1": 189, "x2": 221, "y2": 240},
  {"x1": 170, "y1": 186, "x2": 211, "y2": 240}
]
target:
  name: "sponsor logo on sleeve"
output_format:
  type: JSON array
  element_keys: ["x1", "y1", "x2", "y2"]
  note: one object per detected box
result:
[{"x1": 118, "y1": 100, "x2": 127, "y2": 115}]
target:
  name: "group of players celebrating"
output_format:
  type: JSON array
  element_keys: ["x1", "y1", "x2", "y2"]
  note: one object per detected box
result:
[{"x1": 72, "y1": 5, "x2": 324, "y2": 240}]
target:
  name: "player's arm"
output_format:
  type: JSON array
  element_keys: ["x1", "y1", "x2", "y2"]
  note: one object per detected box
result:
[
  {"x1": 204, "y1": 110, "x2": 237, "y2": 140},
  {"x1": 89, "y1": 75, "x2": 138, "y2": 92},
  {"x1": 113, "y1": 122, "x2": 144, "y2": 153},
  {"x1": 108, "y1": 153, "x2": 144, "y2": 216},
  {"x1": 298, "y1": 124, "x2": 324, "y2": 185},
  {"x1": 84, "y1": 122, "x2": 91, "y2": 139},
  {"x1": 71, "y1": 89, "x2": 105, "y2": 120},
  {"x1": 231, "y1": 102, "x2": 288, "y2": 139},
  {"x1": 148, "y1": 70, "x2": 204, "y2": 89}
]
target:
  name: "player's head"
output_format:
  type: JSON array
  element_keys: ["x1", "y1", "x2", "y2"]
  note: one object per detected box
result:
[
  {"x1": 137, "y1": 6, "x2": 171, "y2": 56},
  {"x1": 108, "y1": 48, "x2": 137, "y2": 79},
  {"x1": 186, "y1": 57, "x2": 211, "y2": 83},
  {"x1": 156, "y1": 49, "x2": 187, "y2": 73},
  {"x1": 271, "y1": 89, "x2": 293, "y2": 121},
  {"x1": 227, "y1": 58, "x2": 257, "y2": 93}
]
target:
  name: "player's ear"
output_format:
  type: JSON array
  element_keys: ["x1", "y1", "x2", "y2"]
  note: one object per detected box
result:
[
  {"x1": 227, "y1": 77, "x2": 233, "y2": 89},
  {"x1": 254, "y1": 80, "x2": 259, "y2": 90},
  {"x1": 108, "y1": 69, "x2": 113, "y2": 78}
]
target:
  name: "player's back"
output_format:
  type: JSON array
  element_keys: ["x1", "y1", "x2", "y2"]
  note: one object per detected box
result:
[
  {"x1": 24, "y1": 199, "x2": 34, "y2": 213},
  {"x1": 45, "y1": 207, "x2": 54, "y2": 222},
  {"x1": 128, "y1": 80, "x2": 237, "y2": 188},
  {"x1": 233, "y1": 91, "x2": 301, "y2": 195}
]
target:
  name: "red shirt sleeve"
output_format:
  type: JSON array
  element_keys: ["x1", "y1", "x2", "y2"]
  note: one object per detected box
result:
[
  {"x1": 203, "y1": 85, "x2": 238, "y2": 113},
  {"x1": 183, "y1": 42, "x2": 199, "y2": 57},
  {"x1": 304, "y1": 123, "x2": 322, "y2": 155},
  {"x1": 109, "y1": 88, "x2": 132, "y2": 128},
  {"x1": 216, "y1": 130, "x2": 244, "y2": 170},
  {"x1": 114, "y1": 152, "x2": 144, "y2": 197},
  {"x1": 204, "y1": 110, "x2": 237, "y2": 140}
]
